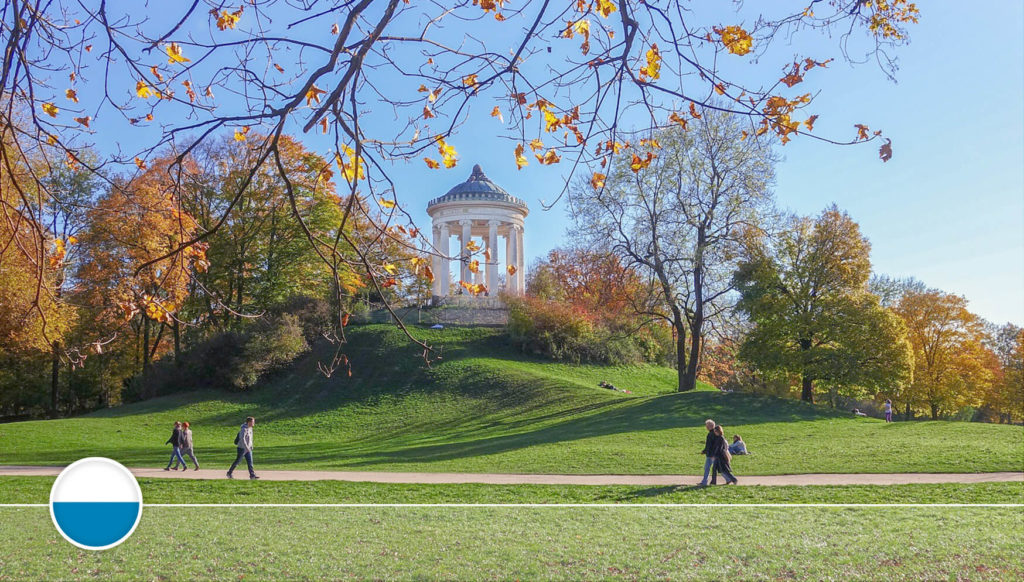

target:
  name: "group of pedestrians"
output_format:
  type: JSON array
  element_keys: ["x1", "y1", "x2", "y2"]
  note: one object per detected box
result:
[
  {"x1": 697, "y1": 418, "x2": 741, "y2": 486},
  {"x1": 162, "y1": 416, "x2": 260, "y2": 479}
]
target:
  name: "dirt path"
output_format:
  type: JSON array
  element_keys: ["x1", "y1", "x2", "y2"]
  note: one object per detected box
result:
[{"x1": 1, "y1": 466, "x2": 1021, "y2": 486}]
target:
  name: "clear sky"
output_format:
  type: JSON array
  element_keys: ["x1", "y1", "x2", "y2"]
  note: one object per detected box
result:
[
  {"x1": 395, "y1": 2, "x2": 1024, "y2": 326},
  {"x1": 72, "y1": 2, "x2": 1023, "y2": 325}
]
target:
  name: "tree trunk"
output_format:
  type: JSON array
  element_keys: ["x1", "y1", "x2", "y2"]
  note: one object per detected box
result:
[
  {"x1": 905, "y1": 402, "x2": 911, "y2": 420},
  {"x1": 50, "y1": 340, "x2": 60, "y2": 417},
  {"x1": 143, "y1": 317, "x2": 151, "y2": 371},
  {"x1": 801, "y1": 375, "x2": 814, "y2": 403},
  {"x1": 173, "y1": 319, "x2": 181, "y2": 365},
  {"x1": 674, "y1": 314, "x2": 689, "y2": 392},
  {"x1": 930, "y1": 403, "x2": 938, "y2": 420}
]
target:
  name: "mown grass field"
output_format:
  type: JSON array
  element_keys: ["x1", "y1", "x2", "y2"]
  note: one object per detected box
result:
[
  {"x1": 2, "y1": 325, "x2": 1021, "y2": 476},
  {"x1": 0, "y1": 506, "x2": 1020, "y2": 580}
]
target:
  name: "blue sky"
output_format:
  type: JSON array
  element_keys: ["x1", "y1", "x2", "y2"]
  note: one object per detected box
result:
[
  {"x1": 395, "y1": 2, "x2": 1024, "y2": 325},
  {"x1": 69, "y1": 2, "x2": 1023, "y2": 325}
]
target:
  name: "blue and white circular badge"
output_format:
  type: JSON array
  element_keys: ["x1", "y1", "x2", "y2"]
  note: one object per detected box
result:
[{"x1": 49, "y1": 457, "x2": 143, "y2": 550}]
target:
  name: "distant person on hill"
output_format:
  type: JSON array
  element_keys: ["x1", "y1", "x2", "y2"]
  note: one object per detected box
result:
[
  {"x1": 728, "y1": 434, "x2": 749, "y2": 455},
  {"x1": 163, "y1": 421, "x2": 187, "y2": 471},
  {"x1": 852, "y1": 408, "x2": 867, "y2": 417},
  {"x1": 709, "y1": 425, "x2": 738, "y2": 485},
  {"x1": 697, "y1": 419, "x2": 717, "y2": 487},
  {"x1": 172, "y1": 421, "x2": 200, "y2": 471},
  {"x1": 227, "y1": 416, "x2": 259, "y2": 480},
  {"x1": 884, "y1": 399, "x2": 893, "y2": 423}
]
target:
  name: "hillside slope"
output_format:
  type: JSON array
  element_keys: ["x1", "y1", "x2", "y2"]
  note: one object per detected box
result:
[{"x1": 1, "y1": 325, "x2": 1020, "y2": 474}]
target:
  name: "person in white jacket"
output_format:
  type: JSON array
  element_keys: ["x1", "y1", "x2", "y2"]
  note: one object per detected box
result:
[{"x1": 227, "y1": 416, "x2": 259, "y2": 479}]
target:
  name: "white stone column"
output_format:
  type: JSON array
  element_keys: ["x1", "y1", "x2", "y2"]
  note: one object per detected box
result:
[
  {"x1": 508, "y1": 226, "x2": 519, "y2": 294},
  {"x1": 487, "y1": 220, "x2": 499, "y2": 294},
  {"x1": 431, "y1": 226, "x2": 441, "y2": 297},
  {"x1": 459, "y1": 219, "x2": 472, "y2": 286},
  {"x1": 516, "y1": 225, "x2": 525, "y2": 292},
  {"x1": 439, "y1": 222, "x2": 450, "y2": 296}
]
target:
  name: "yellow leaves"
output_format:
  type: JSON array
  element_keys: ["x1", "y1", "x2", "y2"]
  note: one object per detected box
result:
[
  {"x1": 41, "y1": 102, "x2": 58, "y2": 117},
  {"x1": 468, "y1": 260, "x2": 480, "y2": 274},
  {"x1": 543, "y1": 108, "x2": 561, "y2": 133},
  {"x1": 507, "y1": 264, "x2": 517, "y2": 276},
  {"x1": 65, "y1": 89, "x2": 78, "y2": 103},
  {"x1": 855, "y1": 124, "x2": 870, "y2": 141},
  {"x1": 689, "y1": 102, "x2": 702, "y2": 119},
  {"x1": 47, "y1": 134, "x2": 58, "y2": 145},
  {"x1": 465, "y1": 240, "x2": 481, "y2": 252},
  {"x1": 73, "y1": 116, "x2": 90, "y2": 127},
  {"x1": 379, "y1": 197, "x2": 396, "y2": 209},
  {"x1": 459, "y1": 281, "x2": 488, "y2": 296},
  {"x1": 143, "y1": 295, "x2": 177, "y2": 324},
  {"x1": 336, "y1": 143, "x2": 366, "y2": 183},
  {"x1": 865, "y1": 0, "x2": 919, "y2": 40},
  {"x1": 715, "y1": 25, "x2": 754, "y2": 56},
  {"x1": 418, "y1": 85, "x2": 440, "y2": 103},
  {"x1": 590, "y1": 172, "x2": 606, "y2": 190},
  {"x1": 436, "y1": 136, "x2": 458, "y2": 168},
  {"x1": 382, "y1": 262, "x2": 398, "y2": 275},
  {"x1": 535, "y1": 149, "x2": 561, "y2": 165},
  {"x1": 136, "y1": 80, "x2": 154, "y2": 99},
  {"x1": 630, "y1": 152, "x2": 656, "y2": 172},
  {"x1": 639, "y1": 43, "x2": 661, "y2": 81},
  {"x1": 119, "y1": 301, "x2": 139, "y2": 322},
  {"x1": 134, "y1": 157, "x2": 147, "y2": 170},
  {"x1": 423, "y1": 265, "x2": 435, "y2": 283},
  {"x1": 804, "y1": 114, "x2": 818, "y2": 131},
  {"x1": 879, "y1": 138, "x2": 893, "y2": 163},
  {"x1": 306, "y1": 85, "x2": 327, "y2": 106},
  {"x1": 424, "y1": 157, "x2": 440, "y2": 169},
  {"x1": 67, "y1": 235, "x2": 78, "y2": 244},
  {"x1": 639, "y1": 138, "x2": 661, "y2": 149},
  {"x1": 213, "y1": 6, "x2": 243, "y2": 31},
  {"x1": 234, "y1": 126, "x2": 250, "y2": 141},
  {"x1": 529, "y1": 138, "x2": 545, "y2": 152},
  {"x1": 49, "y1": 238, "x2": 66, "y2": 268},
  {"x1": 165, "y1": 42, "x2": 190, "y2": 64},
  {"x1": 514, "y1": 143, "x2": 529, "y2": 170},
  {"x1": 595, "y1": 0, "x2": 617, "y2": 18},
  {"x1": 462, "y1": 74, "x2": 479, "y2": 88},
  {"x1": 565, "y1": 18, "x2": 591, "y2": 54},
  {"x1": 490, "y1": 105, "x2": 503, "y2": 123},
  {"x1": 714, "y1": 83, "x2": 726, "y2": 95}
]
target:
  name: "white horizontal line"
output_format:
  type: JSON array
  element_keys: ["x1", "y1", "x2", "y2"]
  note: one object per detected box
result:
[{"x1": 3, "y1": 503, "x2": 1021, "y2": 508}]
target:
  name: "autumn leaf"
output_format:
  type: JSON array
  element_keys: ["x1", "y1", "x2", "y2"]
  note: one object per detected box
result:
[
  {"x1": 490, "y1": 105, "x2": 503, "y2": 123},
  {"x1": 274, "y1": 63, "x2": 285, "y2": 73},
  {"x1": 630, "y1": 152, "x2": 656, "y2": 172},
  {"x1": 468, "y1": 260, "x2": 480, "y2": 274},
  {"x1": 423, "y1": 105, "x2": 435, "y2": 119},
  {"x1": 379, "y1": 197, "x2": 396, "y2": 209},
  {"x1": 668, "y1": 112, "x2": 689, "y2": 130},
  {"x1": 804, "y1": 115, "x2": 818, "y2": 131},
  {"x1": 714, "y1": 83, "x2": 726, "y2": 95},
  {"x1": 716, "y1": 25, "x2": 753, "y2": 56},
  {"x1": 424, "y1": 157, "x2": 440, "y2": 169},
  {"x1": 306, "y1": 85, "x2": 327, "y2": 106},
  {"x1": 595, "y1": 0, "x2": 617, "y2": 18},
  {"x1": 41, "y1": 102, "x2": 58, "y2": 117},
  {"x1": 423, "y1": 266, "x2": 435, "y2": 283},
  {"x1": 234, "y1": 126, "x2": 250, "y2": 141},
  {"x1": 639, "y1": 43, "x2": 661, "y2": 81},
  {"x1": 214, "y1": 7, "x2": 243, "y2": 31},
  {"x1": 134, "y1": 157, "x2": 147, "y2": 170},
  {"x1": 165, "y1": 42, "x2": 190, "y2": 64},
  {"x1": 879, "y1": 139, "x2": 893, "y2": 162},
  {"x1": 436, "y1": 137, "x2": 458, "y2": 168},
  {"x1": 466, "y1": 240, "x2": 481, "y2": 252},
  {"x1": 319, "y1": 117, "x2": 329, "y2": 133},
  {"x1": 528, "y1": 138, "x2": 544, "y2": 152},
  {"x1": 590, "y1": 172, "x2": 606, "y2": 190},
  {"x1": 536, "y1": 149, "x2": 561, "y2": 165},
  {"x1": 855, "y1": 124, "x2": 870, "y2": 141},
  {"x1": 136, "y1": 80, "x2": 153, "y2": 99},
  {"x1": 382, "y1": 278, "x2": 397, "y2": 288},
  {"x1": 514, "y1": 143, "x2": 529, "y2": 170},
  {"x1": 484, "y1": 248, "x2": 492, "y2": 262},
  {"x1": 507, "y1": 264, "x2": 517, "y2": 276},
  {"x1": 689, "y1": 102, "x2": 702, "y2": 119},
  {"x1": 65, "y1": 89, "x2": 78, "y2": 103},
  {"x1": 463, "y1": 74, "x2": 479, "y2": 88},
  {"x1": 341, "y1": 313, "x2": 350, "y2": 327},
  {"x1": 331, "y1": 23, "x2": 339, "y2": 34},
  {"x1": 73, "y1": 116, "x2": 91, "y2": 127},
  {"x1": 382, "y1": 262, "x2": 398, "y2": 275}
]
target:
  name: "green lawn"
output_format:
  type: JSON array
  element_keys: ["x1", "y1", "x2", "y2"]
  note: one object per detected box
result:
[
  {"x1": 1, "y1": 506, "x2": 1020, "y2": 580},
  {"x1": 1, "y1": 325, "x2": 1021, "y2": 475},
  {"x1": 1, "y1": 476, "x2": 1021, "y2": 505}
]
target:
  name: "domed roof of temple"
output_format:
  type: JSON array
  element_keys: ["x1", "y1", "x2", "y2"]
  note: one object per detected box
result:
[{"x1": 427, "y1": 164, "x2": 528, "y2": 210}]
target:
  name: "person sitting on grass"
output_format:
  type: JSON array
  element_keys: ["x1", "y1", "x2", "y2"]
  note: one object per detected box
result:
[{"x1": 728, "y1": 434, "x2": 749, "y2": 455}]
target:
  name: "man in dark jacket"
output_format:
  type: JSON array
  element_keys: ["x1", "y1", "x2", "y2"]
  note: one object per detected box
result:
[
  {"x1": 227, "y1": 416, "x2": 259, "y2": 480},
  {"x1": 164, "y1": 421, "x2": 187, "y2": 471},
  {"x1": 697, "y1": 419, "x2": 717, "y2": 486}
]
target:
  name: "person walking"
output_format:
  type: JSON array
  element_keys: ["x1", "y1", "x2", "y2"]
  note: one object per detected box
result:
[
  {"x1": 227, "y1": 416, "x2": 259, "y2": 480},
  {"x1": 884, "y1": 399, "x2": 893, "y2": 423},
  {"x1": 709, "y1": 425, "x2": 738, "y2": 485},
  {"x1": 173, "y1": 421, "x2": 200, "y2": 471},
  {"x1": 164, "y1": 421, "x2": 187, "y2": 471},
  {"x1": 697, "y1": 419, "x2": 717, "y2": 487}
]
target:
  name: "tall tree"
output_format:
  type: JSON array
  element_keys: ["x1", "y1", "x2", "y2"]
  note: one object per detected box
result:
[
  {"x1": 895, "y1": 290, "x2": 995, "y2": 420},
  {"x1": 571, "y1": 109, "x2": 774, "y2": 391},
  {"x1": 735, "y1": 206, "x2": 913, "y2": 403}
]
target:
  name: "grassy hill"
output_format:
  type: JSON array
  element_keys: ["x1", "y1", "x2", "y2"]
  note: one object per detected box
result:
[{"x1": 1, "y1": 325, "x2": 1020, "y2": 474}]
